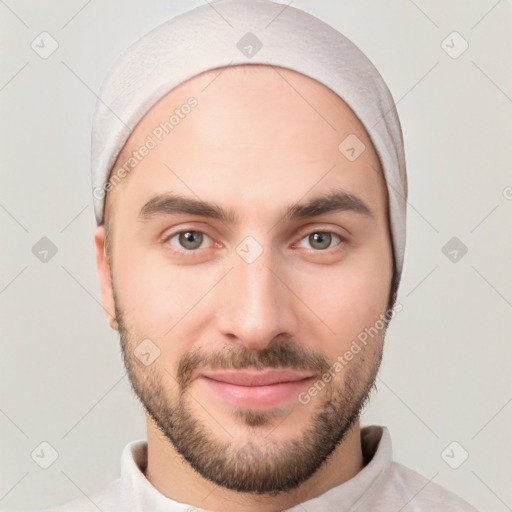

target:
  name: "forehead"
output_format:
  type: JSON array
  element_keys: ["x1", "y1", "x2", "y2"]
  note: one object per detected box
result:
[{"x1": 105, "y1": 64, "x2": 387, "y2": 224}]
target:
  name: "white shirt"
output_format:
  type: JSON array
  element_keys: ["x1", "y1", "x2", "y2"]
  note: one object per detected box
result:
[{"x1": 41, "y1": 426, "x2": 478, "y2": 511}]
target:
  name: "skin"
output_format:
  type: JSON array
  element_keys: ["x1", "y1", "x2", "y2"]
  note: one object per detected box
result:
[{"x1": 95, "y1": 64, "x2": 394, "y2": 511}]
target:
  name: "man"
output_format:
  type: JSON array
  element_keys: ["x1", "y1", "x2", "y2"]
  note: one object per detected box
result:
[{"x1": 43, "y1": 0, "x2": 478, "y2": 510}]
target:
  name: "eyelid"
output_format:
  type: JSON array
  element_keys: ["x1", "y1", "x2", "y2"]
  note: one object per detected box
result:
[
  {"x1": 295, "y1": 223, "x2": 349, "y2": 239},
  {"x1": 163, "y1": 228, "x2": 213, "y2": 243},
  {"x1": 161, "y1": 222, "x2": 216, "y2": 240}
]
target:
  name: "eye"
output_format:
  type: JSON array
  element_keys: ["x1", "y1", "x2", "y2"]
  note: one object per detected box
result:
[
  {"x1": 296, "y1": 231, "x2": 343, "y2": 251},
  {"x1": 165, "y1": 230, "x2": 213, "y2": 251}
]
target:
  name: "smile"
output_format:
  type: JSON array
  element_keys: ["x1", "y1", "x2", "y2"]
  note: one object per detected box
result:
[{"x1": 197, "y1": 369, "x2": 316, "y2": 409}]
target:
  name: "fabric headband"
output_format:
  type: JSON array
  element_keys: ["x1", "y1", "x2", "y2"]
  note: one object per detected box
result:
[{"x1": 91, "y1": 0, "x2": 408, "y2": 290}]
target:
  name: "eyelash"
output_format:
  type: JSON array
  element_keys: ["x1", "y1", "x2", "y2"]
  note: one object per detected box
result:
[{"x1": 162, "y1": 228, "x2": 346, "y2": 256}]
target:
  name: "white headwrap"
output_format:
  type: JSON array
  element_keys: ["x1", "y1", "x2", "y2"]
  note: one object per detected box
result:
[{"x1": 91, "y1": 0, "x2": 407, "y2": 290}]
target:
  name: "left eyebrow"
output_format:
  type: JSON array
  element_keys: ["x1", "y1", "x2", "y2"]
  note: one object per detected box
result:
[
  {"x1": 282, "y1": 188, "x2": 374, "y2": 221},
  {"x1": 138, "y1": 188, "x2": 374, "y2": 224}
]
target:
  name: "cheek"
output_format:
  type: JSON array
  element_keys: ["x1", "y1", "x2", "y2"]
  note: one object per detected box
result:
[
  {"x1": 113, "y1": 245, "x2": 216, "y2": 340},
  {"x1": 297, "y1": 249, "x2": 392, "y2": 348},
  {"x1": 113, "y1": 249, "x2": 174, "y2": 331},
  {"x1": 114, "y1": 258, "x2": 198, "y2": 382}
]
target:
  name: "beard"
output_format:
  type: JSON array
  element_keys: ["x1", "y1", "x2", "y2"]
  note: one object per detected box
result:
[{"x1": 114, "y1": 288, "x2": 385, "y2": 495}]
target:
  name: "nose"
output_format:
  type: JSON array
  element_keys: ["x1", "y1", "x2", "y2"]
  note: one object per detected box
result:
[{"x1": 216, "y1": 250, "x2": 299, "y2": 351}]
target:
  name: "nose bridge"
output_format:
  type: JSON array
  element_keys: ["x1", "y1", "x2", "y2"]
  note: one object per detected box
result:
[
  {"x1": 217, "y1": 240, "x2": 297, "y2": 350},
  {"x1": 239, "y1": 249, "x2": 279, "y2": 310}
]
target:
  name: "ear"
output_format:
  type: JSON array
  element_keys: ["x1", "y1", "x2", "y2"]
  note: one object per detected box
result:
[{"x1": 94, "y1": 224, "x2": 119, "y2": 331}]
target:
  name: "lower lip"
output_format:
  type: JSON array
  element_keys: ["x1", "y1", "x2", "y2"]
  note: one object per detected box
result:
[{"x1": 198, "y1": 376, "x2": 315, "y2": 409}]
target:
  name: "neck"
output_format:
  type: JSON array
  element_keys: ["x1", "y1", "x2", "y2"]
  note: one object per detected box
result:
[{"x1": 143, "y1": 415, "x2": 364, "y2": 512}]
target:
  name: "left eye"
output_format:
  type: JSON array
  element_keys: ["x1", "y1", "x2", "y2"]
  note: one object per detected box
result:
[
  {"x1": 297, "y1": 231, "x2": 342, "y2": 251},
  {"x1": 166, "y1": 230, "x2": 212, "y2": 251}
]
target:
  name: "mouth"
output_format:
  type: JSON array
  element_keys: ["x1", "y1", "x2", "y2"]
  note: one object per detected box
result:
[{"x1": 197, "y1": 369, "x2": 316, "y2": 409}]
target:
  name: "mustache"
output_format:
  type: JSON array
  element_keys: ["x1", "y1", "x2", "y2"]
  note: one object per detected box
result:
[{"x1": 177, "y1": 338, "x2": 331, "y2": 390}]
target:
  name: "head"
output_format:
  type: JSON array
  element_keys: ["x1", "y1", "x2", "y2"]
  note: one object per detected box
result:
[{"x1": 95, "y1": 63, "x2": 398, "y2": 494}]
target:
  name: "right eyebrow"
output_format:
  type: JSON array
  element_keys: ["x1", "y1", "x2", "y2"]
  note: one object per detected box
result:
[{"x1": 138, "y1": 194, "x2": 237, "y2": 223}]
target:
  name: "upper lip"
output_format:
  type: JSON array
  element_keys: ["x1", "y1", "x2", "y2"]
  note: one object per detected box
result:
[{"x1": 200, "y1": 369, "x2": 314, "y2": 386}]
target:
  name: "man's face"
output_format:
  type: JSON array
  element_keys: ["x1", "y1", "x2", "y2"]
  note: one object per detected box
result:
[{"x1": 97, "y1": 65, "x2": 394, "y2": 493}]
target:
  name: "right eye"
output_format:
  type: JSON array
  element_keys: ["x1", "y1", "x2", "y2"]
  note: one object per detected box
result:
[{"x1": 164, "y1": 230, "x2": 215, "y2": 253}]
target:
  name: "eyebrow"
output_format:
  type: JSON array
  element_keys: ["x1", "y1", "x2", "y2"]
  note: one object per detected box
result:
[{"x1": 138, "y1": 188, "x2": 374, "y2": 224}]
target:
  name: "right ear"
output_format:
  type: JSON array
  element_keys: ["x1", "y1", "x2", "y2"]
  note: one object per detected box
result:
[{"x1": 94, "y1": 224, "x2": 119, "y2": 331}]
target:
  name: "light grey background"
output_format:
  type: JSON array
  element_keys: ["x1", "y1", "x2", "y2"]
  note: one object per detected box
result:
[{"x1": 1, "y1": 0, "x2": 511, "y2": 510}]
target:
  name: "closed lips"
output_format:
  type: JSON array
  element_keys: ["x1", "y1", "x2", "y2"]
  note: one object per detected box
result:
[{"x1": 200, "y1": 370, "x2": 314, "y2": 386}]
